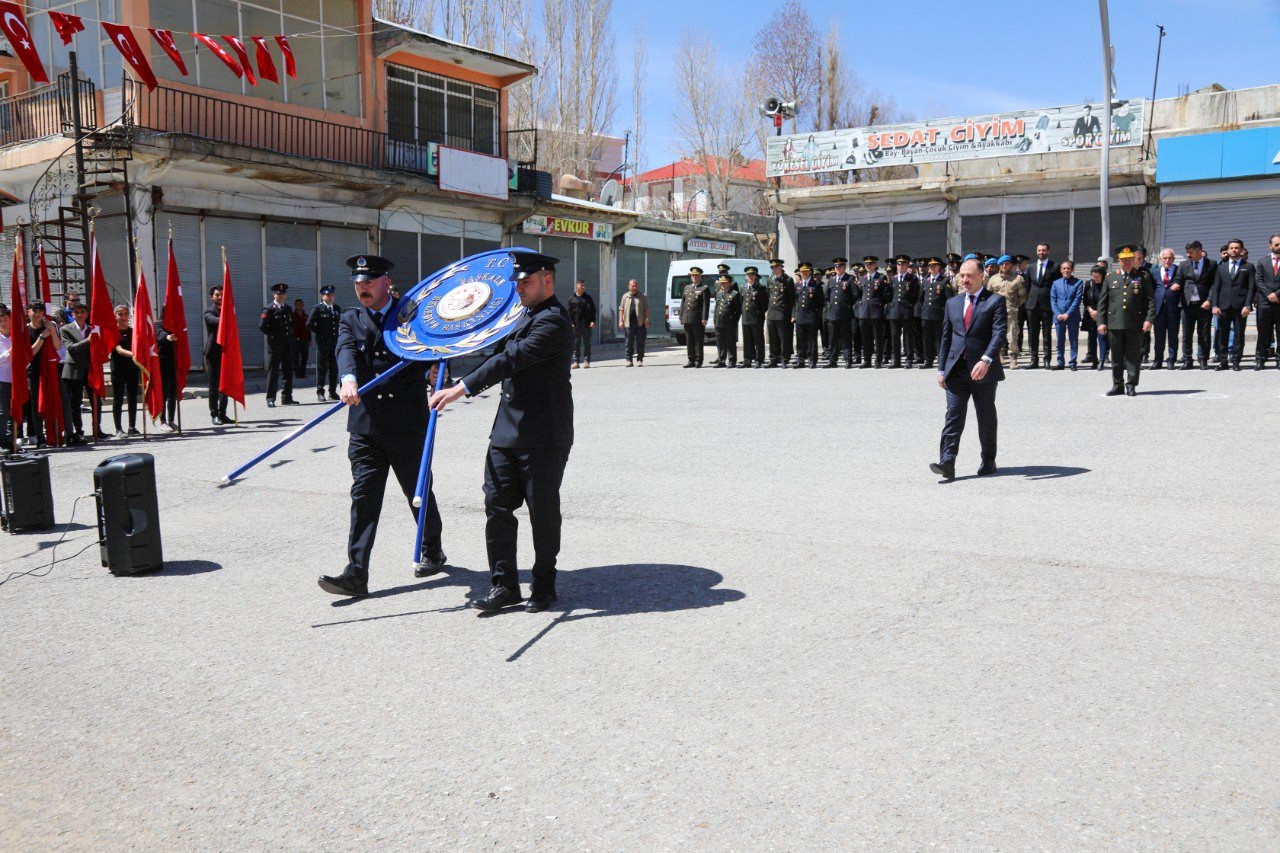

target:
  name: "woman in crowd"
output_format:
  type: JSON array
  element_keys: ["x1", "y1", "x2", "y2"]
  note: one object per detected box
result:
[
  {"x1": 1084, "y1": 263, "x2": 1110, "y2": 371},
  {"x1": 0, "y1": 303, "x2": 13, "y2": 452},
  {"x1": 111, "y1": 304, "x2": 141, "y2": 436}
]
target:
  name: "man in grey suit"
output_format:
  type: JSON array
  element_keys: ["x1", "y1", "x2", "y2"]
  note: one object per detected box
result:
[
  {"x1": 1209, "y1": 238, "x2": 1255, "y2": 371},
  {"x1": 1252, "y1": 233, "x2": 1280, "y2": 370},
  {"x1": 58, "y1": 302, "x2": 93, "y2": 444}
]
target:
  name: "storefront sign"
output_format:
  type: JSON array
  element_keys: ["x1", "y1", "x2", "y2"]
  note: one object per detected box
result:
[
  {"x1": 522, "y1": 215, "x2": 613, "y2": 242},
  {"x1": 766, "y1": 100, "x2": 1146, "y2": 177},
  {"x1": 1157, "y1": 126, "x2": 1280, "y2": 183},
  {"x1": 686, "y1": 237, "x2": 735, "y2": 255}
]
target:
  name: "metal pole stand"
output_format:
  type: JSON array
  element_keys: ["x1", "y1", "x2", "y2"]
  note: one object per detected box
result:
[{"x1": 410, "y1": 360, "x2": 448, "y2": 570}]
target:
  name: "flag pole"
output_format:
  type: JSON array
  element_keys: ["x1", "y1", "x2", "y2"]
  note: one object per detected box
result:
[
  {"x1": 222, "y1": 245, "x2": 238, "y2": 427},
  {"x1": 170, "y1": 220, "x2": 182, "y2": 434},
  {"x1": 410, "y1": 359, "x2": 449, "y2": 570}
]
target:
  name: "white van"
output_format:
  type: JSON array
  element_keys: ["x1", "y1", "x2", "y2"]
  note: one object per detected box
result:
[{"x1": 665, "y1": 257, "x2": 769, "y2": 344}]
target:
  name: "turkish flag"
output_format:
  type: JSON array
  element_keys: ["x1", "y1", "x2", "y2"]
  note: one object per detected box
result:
[
  {"x1": 161, "y1": 237, "x2": 191, "y2": 399},
  {"x1": 102, "y1": 22, "x2": 158, "y2": 91},
  {"x1": 275, "y1": 36, "x2": 296, "y2": 79},
  {"x1": 131, "y1": 269, "x2": 165, "y2": 421},
  {"x1": 149, "y1": 28, "x2": 188, "y2": 76},
  {"x1": 250, "y1": 36, "x2": 279, "y2": 84},
  {"x1": 8, "y1": 232, "x2": 32, "y2": 433},
  {"x1": 49, "y1": 11, "x2": 86, "y2": 46},
  {"x1": 217, "y1": 257, "x2": 245, "y2": 408},
  {"x1": 0, "y1": 2, "x2": 49, "y2": 84},
  {"x1": 86, "y1": 233, "x2": 119, "y2": 400},
  {"x1": 34, "y1": 245, "x2": 64, "y2": 446},
  {"x1": 192, "y1": 32, "x2": 243, "y2": 78},
  {"x1": 221, "y1": 35, "x2": 257, "y2": 85}
]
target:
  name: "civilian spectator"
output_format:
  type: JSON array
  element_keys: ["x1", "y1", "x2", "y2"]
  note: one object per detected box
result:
[
  {"x1": 0, "y1": 304, "x2": 12, "y2": 452},
  {"x1": 1024, "y1": 243, "x2": 1060, "y2": 368},
  {"x1": 617, "y1": 278, "x2": 649, "y2": 367},
  {"x1": 59, "y1": 302, "x2": 93, "y2": 444},
  {"x1": 1085, "y1": 263, "x2": 1110, "y2": 370},
  {"x1": 1253, "y1": 233, "x2": 1280, "y2": 370},
  {"x1": 1151, "y1": 248, "x2": 1183, "y2": 369},
  {"x1": 1179, "y1": 241, "x2": 1216, "y2": 370},
  {"x1": 1050, "y1": 260, "x2": 1083, "y2": 370},
  {"x1": 156, "y1": 320, "x2": 180, "y2": 430},
  {"x1": 293, "y1": 298, "x2": 310, "y2": 379},
  {"x1": 110, "y1": 304, "x2": 141, "y2": 436},
  {"x1": 567, "y1": 279, "x2": 596, "y2": 369},
  {"x1": 23, "y1": 300, "x2": 62, "y2": 448},
  {"x1": 1210, "y1": 239, "x2": 1254, "y2": 371}
]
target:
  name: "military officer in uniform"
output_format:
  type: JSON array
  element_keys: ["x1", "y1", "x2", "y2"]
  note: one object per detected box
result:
[
  {"x1": 712, "y1": 274, "x2": 741, "y2": 367},
  {"x1": 855, "y1": 255, "x2": 887, "y2": 368},
  {"x1": 986, "y1": 256, "x2": 1027, "y2": 368},
  {"x1": 428, "y1": 252, "x2": 574, "y2": 614},
  {"x1": 765, "y1": 259, "x2": 795, "y2": 367},
  {"x1": 792, "y1": 262, "x2": 825, "y2": 368},
  {"x1": 886, "y1": 255, "x2": 919, "y2": 368},
  {"x1": 919, "y1": 257, "x2": 950, "y2": 370},
  {"x1": 716, "y1": 262, "x2": 738, "y2": 291},
  {"x1": 817, "y1": 267, "x2": 832, "y2": 358},
  {"x1": 739, "y1": 266, "x2": 769, "y2": 368},
  {"x1": 260, "y1": 282, "x2": 298, "y2": 407},
  {"x1": 307, "y1": 284, "x2": 342, "y2": 401},
  {"x1": 680, "y1": 266, "x2": 711, "y2": 368},
  {"x1": 203, "y1": 284, "x2": 230, "y2": 424},
  {"x1": 824, "y1": 257, "x2": 856, "y2": 368},
  {"x1": 1097, "y1": 244, "x2": 1156, "y2": 397},
  {"x1": 317, "y1": 254, "x2": 446, "y2": 598}
]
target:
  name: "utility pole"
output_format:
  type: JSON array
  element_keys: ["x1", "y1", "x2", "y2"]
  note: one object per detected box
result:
[
  {"x1": 1098, "y1": 0, "x2": 1114, "y2": 264},
  {"x1": 1144, "y1": 25, "x2": 1166, "y2": 160}
]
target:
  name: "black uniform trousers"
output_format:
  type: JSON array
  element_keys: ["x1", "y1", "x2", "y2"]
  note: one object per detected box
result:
[
  {"x1": 1026, "y1": 308, "x2": 1052, "y2": 363},
  {"x1": 1254, "y1": 305, "x2": 1280, "y2": 365},
  {"x1": 1108, "y1": 329, "x2": 1144, "y2": 386},
  {"x1": 939, "y1": 359, "x2": 997, "y2": 466},
  {"x1": 716, "y1": 328, "x2": 738, "y2": 365},
  {"x1": 314, "y1": 338, "x2": 339, "y2": 394},
  {"x1": 858, "y1": 319, "x2": 883, "y2": 366},
  {"x1": 111, "y1": 365, "x2": 139, "y2": 432},
  {"x1": 1015, "y1": 307, "x2": 1027, "y2": 353},
  {"x1": 346, "y1": 429, "x2": 442, "y2": 580},
  {"x1": 888, "y1": 319, "x2": 913, "y2": 365},
  {"x1": 160, "y1": 360, "x2": 178, "y2": 423},
  {"x1": 825, "y1": 319, "x2": 851, "y2": 366},
  {"x1": 766, "y1": 319, "x2": 792, "y2": 365},
  {"x1": 921, "y1": 319, "x2": 941, "y2": 366},
  {"x1": 573, "y1": 324, "x2": 593, "y2": 364},
  {"x1": 206, "y1": 352, "x2": 228, "y2": 418},
  {"x1": 625, "y1": 325, "x2": 647, "y2": 362},
  {"x1": 266, "y1": 337, "x2": 293, "y2": 400},
  {"x1": 1214, "y1": 312, "x2": 1247, "y2": 365},
  {"x1": 1082, "y1": 314, "x2": 1099, "y2": 362},
  {"x1": 741, "y1": 321, "x2": 764, "y2": 364},
  {"x1": 794, "y1": 322, "x2": 819, "y2": 365},
  {"x1": 685, "y1": 322, "x2": 705, "y2": 365},
  {"x1": 484, "y1": 445, "x2": 570, "y2": 597},
  {"x1": 1181, "y1": 304, "x2": 1211, "y2": 364},
  {"x1": 818, "y1": 318, "x2": 830, "y2": 352}
]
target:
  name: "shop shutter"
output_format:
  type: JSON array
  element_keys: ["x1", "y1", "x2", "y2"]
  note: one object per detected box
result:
[
  {"x1": 797, "y1": 226, "x2": 845, "y2": 264},
  {"x1": 847, "y1": 223, "x2": 890, "y2": 261},
  {"x1": 157, "y1": 212, "x2": 205, "y2": 367},
  {"x1": 204, "y1": 216, "x2": 265, "y2": 369},
  {"x1": 891, "y1": 220, "x2": 946, "y2": 260},
  {"x1": 320, "y1": 226, "x2": 370, "y2": 286},
  {"x1": 1073, "y1": 206, "x2": 1143, "y2": 261},
  {"x1": 1004, "y1": 210, "x2": 1069, "y2": 260},
  {"x1": 380, "y1": 229, "x2": 419, "y2": 285},
  {"x1": 94, "y1": 214, "x2": 133, "y2": 306},
  {"x1": 1162, "y1": 196, "x2": 1280, "y2": 259},
  {"x1": 961, "y1": 214, "x2": 1002, "y2": 254},
  {"x1": 267, "y1": 222, "x2": 319, "y2": 304}
]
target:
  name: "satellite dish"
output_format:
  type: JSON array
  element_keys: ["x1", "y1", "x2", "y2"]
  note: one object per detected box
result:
[{"x1": 599, "y1": 179, "x2": 622, "y2": 207}]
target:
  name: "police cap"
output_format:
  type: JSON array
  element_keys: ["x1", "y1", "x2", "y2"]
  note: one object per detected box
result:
[
  {"x1": 511, "y1": 251, "x2": 560, "y2": 280},
  {"x1": 346, "y1": 254, "x2": 395, "y2": 282}
]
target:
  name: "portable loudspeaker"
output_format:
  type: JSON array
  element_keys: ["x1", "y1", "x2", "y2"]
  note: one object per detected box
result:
[
  {"x1": 1, "y1": 452, "x2": 56, "y2": 533},
  {"x1": 94, "y1": 453, "x2": 163, "y2": 575}
]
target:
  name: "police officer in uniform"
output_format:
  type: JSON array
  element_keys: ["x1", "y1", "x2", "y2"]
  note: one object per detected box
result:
[
  {"x1": 680, "y1": 266, "x2": 711, "y2": 368},
  {"x1": 1097, "y1": 244, "x2": 1156, "y2": 397},
  {"x1": 203, "y1": 284, "x2": 230, "y2": 424},
  {"x1": 307, "y1": 285, "x2": 342, "y2": 401},
  {"x1": 739, "y1": 266, "x2": 769, "y2": 367},
  {"x1": 260, "y1": 282, "x2": 298, "y2": 407},
  {"x1": 712, "y1": 274, "x2": 741, "y2": 367},
  {"x1": 824, "y1": 257, "x2": 856, "y2": 368},
  {"x1": 428, "y1": 252, "x2": 574, "y2": 614},
  {"x1": 764, "y1": 259, "x2": 795, "y2": 367},
  {"x1": 886, "y1": 255, "x2": 919, "y2": 368},
  {"x1": 317, "y1": 254, "x2": 446, "y2": 598},
  {"x1": 855, "y1": 255, "x2": 887, "y2": 368},
  {"x1": 792, "y1": 262, "x2": 825, "y2": 368},
  {"x1": 919, "y1": 257, "x2": 950, "y2": 369}
]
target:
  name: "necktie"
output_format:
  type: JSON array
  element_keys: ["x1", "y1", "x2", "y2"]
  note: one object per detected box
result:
[
  {"x1": 1273, "y1": 257, "x2": 1278, "y2": 277},
  {"x1": 964, "y1": 294, "x2": 974, "y2": 329},
  {"x1": 1165, "y1": 268, "x2": 1171, "y2": 284},
  {"x1": 1231, "y1": 261, "x2": 1238, "y2": 277}
]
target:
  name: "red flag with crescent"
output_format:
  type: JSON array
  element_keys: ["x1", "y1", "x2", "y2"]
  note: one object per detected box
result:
[
  {"x1": 217, "y1": 257, "x2": 246, "y2": 407},
  {"x1": 0, "y1": 2, "x2": 49, "y2": 84},
  {"x1": 8, "y1": 232, "x2": 32, "y2": 426},
  {"x1": 192, "y1": 32, "x2": 243, "y2": 78},
  {"x1": 249, "y1": 36, "x2": 279, "y2": 84},
  {"x1": 102, "y1": 22, "x2": 158, "y2": 90},
  {"x1": 131, "y1": 268, "x2": 165, "y2": 421},
  {"x1": 48, "y1": 11, "x2": 86, "y2": 46},
  {"x1": 35, "y1": 245, "x2": 65, "y2": 446},
  {"x1": 86, "y1": 233, "x2": 119, "y2": 399},
  {"x1": 149, "y1": 28, "x2": 189, "y2": 76},
  {"x1": 221, "y1": 35, "x2": 257, "y2": 85},
  {"x1": 275, "y1": 35, "x2": 296, "y2": 79}
]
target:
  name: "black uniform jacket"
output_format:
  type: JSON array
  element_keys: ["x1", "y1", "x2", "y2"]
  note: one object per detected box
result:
[
  {"x1": 336, "y1": 301, "x2": 428, "y2": 436},
  {"x1": 461, "y1": 295, "x2": 574, "y2": 450}
]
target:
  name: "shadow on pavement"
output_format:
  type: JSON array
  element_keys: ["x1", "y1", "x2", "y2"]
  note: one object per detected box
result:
[
  {"x1": 1138, "y1": 389, "x2": 1205, "y2": 396},
  {"x1": 989, "y1": 465, "x2": 1090, "y2": 480},
  {"x1": 159, "y1": 560, "x2": 223, "y2": 576}
]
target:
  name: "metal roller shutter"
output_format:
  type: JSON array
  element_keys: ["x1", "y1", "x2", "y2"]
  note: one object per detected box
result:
[
  {"x1": 798, "y1": 226, "x2": 845, "y2": 264},
  {"x1": 320, "y1": 226, "x2": 370, "y2": 285},
  {"x1": 1162, "y1": 196, "x2": 1280, "y2": 258},
  {"x1": 962, "y1": 214, "x2": 1002, "y2": 254},
  {"x1": 266, "y1": 222, "x2": 318, "y2": 304},
  {"x1": 94, "y1": 214, "x2": 133, "y2": 306},
  {"x1": 891, "y1": 220, "x2": 946, "y2": 259},
  {"x1": 1074, "y1": 206, "x2": 1143, "y2": 261},
  {"x1": 380, "y1": 230, "x2": 419, "y2": 285},
  {"x1": 155, "y1": 213, "x2": 205, "y2": 368},
  {"x1": 847, "y1": 223, "x2": 890, "y2": 261},
  {"x1": 1005, "y1": 210, "x2": 1069, "y2": 259},
  {"x1": 204, "y1": 216, "x2": 265, "y2": 369}
]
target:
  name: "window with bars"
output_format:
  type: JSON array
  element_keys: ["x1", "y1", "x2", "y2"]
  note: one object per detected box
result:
[{"x1": 386, "y1": 64, "x2": 499, "y2": 157}]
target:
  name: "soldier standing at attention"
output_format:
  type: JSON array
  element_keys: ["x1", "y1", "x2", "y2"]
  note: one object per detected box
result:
[
  {"x1": 919, "y1": 257, "x2": 950, "y2": 370},
  {"x1": 764, "y1": 259, "x2": 795, "y2": 368},
  {"x1": 824, "y1": 257, "x2": 856, "y2": 368},
  {"x1": 792, "y1": 262, "x2": 825, "y2": 369},
  {"x1": 855, "y1": 255, "x2": 887, "y2": 368},
  {"x1": 739, "y1": 266, "x2": 769, "y2": 368},
  {"x1": 204, "y1": 284, "x2": 230, "y2": 425},
  {"x1": 680, "y1": 266, "x2": 711, "y2": 368},
  {"x1": 1097, "y1": 244, "x2": 1156, "y2": 397},
  {"x1": 260, "y1": 282, "x2": 298, "y2": 408},
  {"x1": 986, "y1": 256, "x2": 1027, "y2": 369},
  {"x1": 885, "y1": 255, "x2": 919, "y2": 368},
  {"x1": 712, "y1": 274, "x2": 742, "y2": 367},
  {"x1": 307, "y1": 285, "x2": 342, "y2": 401}
]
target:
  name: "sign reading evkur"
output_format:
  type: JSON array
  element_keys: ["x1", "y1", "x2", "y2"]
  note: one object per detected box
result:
[
  {"x1": 522, "y1": 215, "x2": 613, "y2": 242},
  {"x1": 766, "y1": 100, "x2": 1146, "y2": 177}
]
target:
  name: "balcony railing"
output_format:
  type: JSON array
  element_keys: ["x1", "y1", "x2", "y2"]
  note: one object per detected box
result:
[{"x1": 0, "y1": 74, "x2": 97, "y2": 148}]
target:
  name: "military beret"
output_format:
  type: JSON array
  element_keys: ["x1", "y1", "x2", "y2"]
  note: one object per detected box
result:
[
  {"x1": 346, "y1": 254, "x2": 395, "y2": 282},
  {"x1": 985, "y1": 257, "x2": 999, "y2": 267},
  {"x1": 997, "y1": 255, "x2": 1012, "y2": 265}
]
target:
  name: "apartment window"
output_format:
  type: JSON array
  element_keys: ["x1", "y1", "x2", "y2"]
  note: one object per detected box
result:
[
  {"x1": 148, "y1": 0, "x2": 362, "y2": 116},
  {"x1": 25, "y1": 0, "x2": 122, "y2": 92},
  {"x1": 386, "y1": 64, "x2": 499, "y2": 157}
]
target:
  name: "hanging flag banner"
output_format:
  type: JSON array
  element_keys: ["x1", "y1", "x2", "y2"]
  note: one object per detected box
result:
[
  {"x1": 250, "y1": 36, "x2": 278, "y2": 84},
  {"x1": 275, "y1": 35, "x2": 296, "y2": 79},
  {"x1": 766, "y1": 100, "x2": 1147, "y2": 177},
  {"x1": 0, "y1": 1, "x2": 50, "y2": 83},
  {"x1": 192, "y1": 32, "x2": 243, "y2": 78},
  {"x1": 48, "y1": 11, "x2": 86, "y2": 45},
  {"x1": 149, "y1": 28, "x2": 188, "y2": 76},
  {"x1": 221, "y1": 35, "x2": 257, "y2": 86},
  {"x1": 102, "y1": 22, "x2": 158, "y2": 90}
]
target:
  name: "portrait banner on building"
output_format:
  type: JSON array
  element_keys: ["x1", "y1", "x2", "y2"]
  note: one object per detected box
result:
[{"x1": 765, "y1": 100, "x2": 1146, "y2": 177}]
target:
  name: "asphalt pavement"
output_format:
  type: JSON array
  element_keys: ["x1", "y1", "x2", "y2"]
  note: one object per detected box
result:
[{"x1": 1, "y1": 344, "x2": 1276, "y2": 850}]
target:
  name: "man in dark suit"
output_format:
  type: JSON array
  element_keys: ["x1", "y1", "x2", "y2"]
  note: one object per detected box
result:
[
  {"x1": 1178, "y1": 241, "x2": 1216, "y2": 370},
  {"x1": 203, "y1": 285, "x2": 230, "y2": 425},
  {"x1": 429, "y1": 252, "x2": 574, "y2": 614},
  {"x1": 1150, "y1": 247, "x2": 1183, "y2": 369},
  {"x1": 1023, "y1": 243, "x2": 1060, "y2": 368},
  {"x1": 58, "y1": 302, "x2": 92, "y2": 444},
  {"x1": 1209, "y1": 238, "x2": 1255, "y2": 371},
  {"x1": 317, "y1": 254, "x2": 445, "y2": 598},
  {"x1": 931, "y1": 258, "x2": 1007, "y2": 480},
  {"x1": 1252, "y1": 233, "x2": 1280, "y2": 370}
]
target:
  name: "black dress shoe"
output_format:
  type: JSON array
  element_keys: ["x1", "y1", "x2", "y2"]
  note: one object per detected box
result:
[
  {"x1": 267, "y1": 398, "x2": 276, "y2": 407},
  {"x1": 713, "y1": 363, "x2": 726, "y2": 369},
  {"x1": 976, "y1": 462, "x2": 997, "y2": 476},
  {"x1": 1214, "y1": 364, "x2": 1228, "y2": 371},
  {"x1": 1070, "y1": 364, "x2": 1077, "y2": 371},
  {"x1": 318, "y1": 573, "x2": 368, "y2": 597},
  {"x1": 414, "y1": 551, "x2": 447, "y2": 577},
  {"x1": 1254, "y1": 363, "x2": 1264, "y2": 371},
  {"x1": 1150, "y1": 363, "x2": 1163, "y2": 370},
  {"x1": 1125, "y1": 384, "x2": 1137, "y2": 396},
  {"x1": 525, "y1": 592, "x2": 558, "y2": 613},
  {"x1": 929, "y1": 461, "x2": 956, "y2": 481},
  {"x1": 282, "y1": 398, "x2": 300, "y2": 406},
  {"x1": 1232, "y1": 363, "x2": 1242, "y2": 372},
  {"x1": 473, "y1": 585, "x2": 523, "y2": 613},
  {"x1": 1106, "y1": 384, "x2": 1124, "y2": 396},
  {"x1": 683, "y1": 363, "x2": 695, "y2": 369}
]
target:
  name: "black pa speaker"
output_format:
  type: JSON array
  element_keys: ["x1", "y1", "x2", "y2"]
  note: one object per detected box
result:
[
  {"x1": 94, "y1": 453, "x2": 163, "y2": 575},
  {"x1": 1, "y1": 452, "x2": 56, "y2": 532}
]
